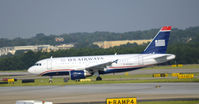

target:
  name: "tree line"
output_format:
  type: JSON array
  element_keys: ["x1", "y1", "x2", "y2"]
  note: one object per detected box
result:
[
  {"x1": 0, "y1": 26, "x2": 199, "y2": 48},
  {"x1": 0, "y1": 41, "x2": 198, "y2": 71}
]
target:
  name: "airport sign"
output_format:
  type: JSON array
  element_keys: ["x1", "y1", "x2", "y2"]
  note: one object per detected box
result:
[{"x1": 106, "y1": 97, "x2": 136, "y2": 104}]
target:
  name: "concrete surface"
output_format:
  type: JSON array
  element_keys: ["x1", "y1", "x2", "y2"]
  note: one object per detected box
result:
[{"x1": 0, "y1": 83, "x2": 199, "y2": 104}]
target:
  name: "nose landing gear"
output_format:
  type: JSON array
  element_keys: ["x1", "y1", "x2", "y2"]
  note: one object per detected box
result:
[{"x1": 49, "y1": 76, "x2": 53, "y2": 83}]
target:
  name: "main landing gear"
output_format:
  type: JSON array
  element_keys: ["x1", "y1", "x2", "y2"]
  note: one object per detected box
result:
[
  {"x1": 96, "y1": 76, "x2": 102, "y2": 81},
  {"x1": 94, "y1": 71, "x2": 102, "y2": 81}
]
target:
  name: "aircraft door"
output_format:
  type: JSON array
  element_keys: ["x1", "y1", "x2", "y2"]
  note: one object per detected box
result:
[
  {"x1": 47, "y1": 59, "x2": 52, "y2": 70},
  {"x1": 138, "y1": 55, "x2": 143, "y2": 65}
]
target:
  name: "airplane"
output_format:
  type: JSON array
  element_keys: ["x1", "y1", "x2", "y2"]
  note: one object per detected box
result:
[{"x1": 28, "y1": 26, "x2": 175, "y2": 81}]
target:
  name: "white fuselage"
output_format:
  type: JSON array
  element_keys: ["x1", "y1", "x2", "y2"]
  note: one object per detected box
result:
[{"x1": 28, "y1": 53, "x2": 175, "y2": 75}]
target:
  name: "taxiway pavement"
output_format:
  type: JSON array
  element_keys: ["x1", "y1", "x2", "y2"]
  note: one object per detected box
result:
[{"x1": 0, "y1": 83, "x2": 199, "y2": 104}]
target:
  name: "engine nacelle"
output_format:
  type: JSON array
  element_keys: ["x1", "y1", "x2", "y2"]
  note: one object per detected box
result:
[{"x1": 70, "y1": 70, "x2": 87, "y2": 80}]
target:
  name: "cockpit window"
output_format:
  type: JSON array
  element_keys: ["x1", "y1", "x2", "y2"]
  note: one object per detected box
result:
[{"x1": 34, "y1": 63, "x2": 42, "y2": 66}]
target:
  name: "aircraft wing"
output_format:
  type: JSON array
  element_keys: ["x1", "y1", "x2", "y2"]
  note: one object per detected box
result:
[{"x1": 85, "y1": 59, "x2": 118, "y2": 72}]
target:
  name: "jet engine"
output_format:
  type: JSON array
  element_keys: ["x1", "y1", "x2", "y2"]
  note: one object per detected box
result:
[{"x1": 70, "y1": 70, "x2": 91, "y2": 80}]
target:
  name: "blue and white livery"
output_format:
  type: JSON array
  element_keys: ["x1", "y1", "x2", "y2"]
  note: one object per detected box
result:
[{"x1": 28, "y1": 26, "x2": 175, "y2": 80}]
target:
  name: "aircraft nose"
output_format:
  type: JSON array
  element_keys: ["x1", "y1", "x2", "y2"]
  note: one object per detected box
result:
[{"x1": 28, "y1": 67, "x2": 34, "y2": 74}]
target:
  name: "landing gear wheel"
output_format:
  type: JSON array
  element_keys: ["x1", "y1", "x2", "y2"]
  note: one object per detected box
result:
[
  {"x1": 49, "y1": 76, "x2": 53, "y2": 83},
  {"x1": 96, "y1": 76, "x2": 102, "y2": 81}
]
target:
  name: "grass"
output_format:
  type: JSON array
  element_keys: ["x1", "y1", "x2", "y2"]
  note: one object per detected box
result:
[
  {"x1": 0, "y1": 70, "x2": 27, "y2": 72},
  {"x1": 143, "y1": 64, "x2": 199, "y2": 70},
  {"x1": 1, "y1": 76, "x2": 199, "y2": 87},
  {"x1": 91, "y1": 72, "x2": 199, "y2": 80},
  {"x1": 138, "y1": 100, "x2": 199, "y2": 104},
  {"x1": 88, "y1": 74, "x2": 152, "y2": 80}
]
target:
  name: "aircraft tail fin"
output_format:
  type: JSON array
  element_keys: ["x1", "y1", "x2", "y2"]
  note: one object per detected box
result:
[{"x1": 143, "y1": 26, "x2": 172, "y2": 54}]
